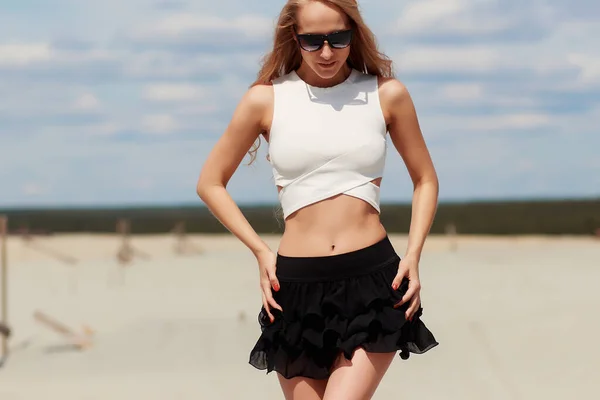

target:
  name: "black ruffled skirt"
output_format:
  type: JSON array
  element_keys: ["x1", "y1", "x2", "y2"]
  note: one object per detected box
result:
[{"x1": 248, "y1": 235, "x2": 438, "y2": 380}]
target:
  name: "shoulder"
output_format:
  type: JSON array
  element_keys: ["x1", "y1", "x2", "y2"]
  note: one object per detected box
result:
[
  {"x1": 377, "y1": 76, "x2": 411, "y2": 107},
  {"x1": 376, "y1": 76, "x2": 416, "y2": 125},
  {"x1": 236, "y1": 83, "x2": 274, "y2": 133},
  {"x1": 242, "y1": 83, "x2": 274, "y2": 112}
]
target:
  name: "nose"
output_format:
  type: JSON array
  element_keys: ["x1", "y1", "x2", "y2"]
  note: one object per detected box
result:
[{"x1": 320, "y1": 42, "x2": 333, "y2": 60}]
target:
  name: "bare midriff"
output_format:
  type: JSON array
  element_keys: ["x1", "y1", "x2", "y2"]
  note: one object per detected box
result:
[{"x1": 276, "y1": 180, "x2": 387, "y2": 257}]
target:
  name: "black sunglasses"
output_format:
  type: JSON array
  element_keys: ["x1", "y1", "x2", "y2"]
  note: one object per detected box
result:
[{"x1": 293, "y1": 27, "x2": 353, "y2": 52}]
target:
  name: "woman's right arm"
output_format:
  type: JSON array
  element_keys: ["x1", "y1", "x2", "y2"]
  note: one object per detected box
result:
[
  {"x1": 196, "y1": 84, "x2": 272, "y2": 256},
  {"x1": 196, "y1": 84, "x2": 282, "y2": 319}
]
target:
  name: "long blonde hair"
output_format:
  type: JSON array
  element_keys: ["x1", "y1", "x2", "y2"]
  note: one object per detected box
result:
[{"x1": 246, "y1": 0, "x2": 394, "y2": 164}]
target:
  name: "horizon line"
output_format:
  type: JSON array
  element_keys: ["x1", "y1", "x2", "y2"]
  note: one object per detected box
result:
[{"x1": 1, "y1": 194, "x2": 599, "y2": 211}]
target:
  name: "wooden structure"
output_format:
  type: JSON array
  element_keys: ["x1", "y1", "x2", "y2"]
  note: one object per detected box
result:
[
  {"x1": 1, "y1": 216, "x2": 9, "y2": 361},
  {"x1": 172, "y1": 221, "x2": 203, "y2": 255},
  {"x1": 116, "y1": 219, "x2": 151, "y2": 266},
  {"x1": 445, "y1": 222, "x2": 458, "y2": 252},
  {"x1": 116, "y1": 219, "x2": 133, "y2": 265},
  {"x1": 33, "y1": 310, "x2": 93, "y2": 350},
  {"x1": 20, "y1": 226, "x2": 78, "y2": 265}
]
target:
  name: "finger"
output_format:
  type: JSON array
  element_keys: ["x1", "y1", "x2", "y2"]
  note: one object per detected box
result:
[
  {"x1": 405, "y1": 296, "x2": 421, "y2": 321},
  {"x1": 262, "y1": 281, "x2": 283, "y2": 312},
  {"x1": 399, "y1": 278, "x2": 421, "y2": 305},
  {"x1": 401, "y1": 286, "x2": 417, "y2": 306},
  {"x1": 268, "y1": 271, "x2": 280, "y2": 292},
  {"x1": 394, "y1": 285, "x2": 416, "y2": 308},
  {"x1": 261, "y1": 292, "x2": 274, "y2": 322},
  {"x1": 265, "y1": 291, "x2": 283, "y2": 312},
  {"x1": 391, "y1": 269, "x2": 407, "y2": 290}
]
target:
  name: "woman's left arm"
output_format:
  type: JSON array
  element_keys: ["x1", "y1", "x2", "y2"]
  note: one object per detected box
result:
[{"x1": 379, "y1": 77, "x2": 439, "y2": 320}]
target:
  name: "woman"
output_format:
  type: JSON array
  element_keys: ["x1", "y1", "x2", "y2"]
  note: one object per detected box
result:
[{"x1": 197, "y1": 0, "x2": 439, "y2": 398}]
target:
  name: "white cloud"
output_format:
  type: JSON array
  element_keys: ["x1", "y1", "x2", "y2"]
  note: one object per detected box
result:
[
  {"x1": 417, "y1": 112, "x2": 555, "y2": 141},
  {"x1": 409, "y1": 81, "x2": 539, "y2": 113},
  {"x1": 151, "y1": 14, "x2": 273, "y2": 37},
  {"x1": 0, "y1": 80, "x2": 107, "y2": 122},
  {"x1": 21, "y1": 183, "x2": 48, "y2": 196},
  {"x1": 395, "y1": 46, "x2": 503, "y2": 73},
  {"x1": 389, "y1": 1, "x2": 599, "y2": 93},
  {"x1": 122, "y1": 51, "x2": 229, "y2": 79},
  {"x1": 141, "y1": 114, "x2": 179, "y2": 134},
  {"x1": 394, "y1": 44, "x2": 569, "y2": 75},
  {"x1": 390, "y1": 0, "x2": 555, "y2": 38},
  {"x1": 568, "y1": 53, "x2": 600, "y2": 84},
  {"x1": 466, "y1": 113, "x2": 553, "y2": 131},
  {"x1": 438, "y1": 83, "x2": 483, "y2": 102},
  {"x1": 0, "y1": 43, "x2": 53, "y2": 66},
  {"x1": 0, "y1": 43, "x2": 118, "y2": 70},
  {"x1": 83, "y1": 122, "x2": 121, "y2": 136},
  {"x1": 174, "y1": 103, "x2": 220, "y2": 116},
  {"x1": 72, "y1": 93, "x2": 101, "y2": 111},
  {"x1": 127, "y1": 13, "x2": 275, "y2": 45},
  {"x1": 394, "y1": 0, "x2": 474, "y2": 34},
  {"x1": 143, "y1": 83, "x2": 205, "y2": 102}
]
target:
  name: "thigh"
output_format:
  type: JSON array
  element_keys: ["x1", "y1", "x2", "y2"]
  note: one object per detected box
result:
[
  {"x1": 323, "y1": 348, "x2": 395, "y2": 400},
  {"x1": 277, "y1": 373, "x2": 328, "y2": 400}
]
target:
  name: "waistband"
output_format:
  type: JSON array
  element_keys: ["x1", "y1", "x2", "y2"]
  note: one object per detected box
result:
[{"x1": 275, "y1": 235, "x2": 399, "y2": 282}]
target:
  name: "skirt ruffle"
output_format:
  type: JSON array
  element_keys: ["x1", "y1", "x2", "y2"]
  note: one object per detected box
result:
[{"x1": 248, "y1": 258, "x2": 438, "y2": 380}]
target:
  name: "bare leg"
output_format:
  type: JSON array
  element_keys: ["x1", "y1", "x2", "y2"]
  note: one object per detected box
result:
[
  {"x1": 278, "y1": 373, "x2": 328, "y2": 400},
  {"x1": 323, "y1": 348, "x2": 395, "y2": 400}
]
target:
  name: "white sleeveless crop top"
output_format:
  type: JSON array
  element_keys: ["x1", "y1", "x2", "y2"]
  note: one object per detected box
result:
[{"x1": 267, "y1": 68, "x2": 388, "y2": 220}]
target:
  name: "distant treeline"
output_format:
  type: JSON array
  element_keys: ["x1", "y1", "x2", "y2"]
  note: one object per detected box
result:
[{"x1": 1, "y1": 198, "x2": 599, "y2": 236}]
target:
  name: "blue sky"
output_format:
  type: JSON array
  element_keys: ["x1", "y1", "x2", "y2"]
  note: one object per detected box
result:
[{"x1": 0, "y1": 0, "x2": 598, "y2": 208}]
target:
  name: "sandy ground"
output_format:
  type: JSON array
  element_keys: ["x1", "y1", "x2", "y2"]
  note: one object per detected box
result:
[{"x1": 0, "y1": 233, "x2": 599, "y2": 399}]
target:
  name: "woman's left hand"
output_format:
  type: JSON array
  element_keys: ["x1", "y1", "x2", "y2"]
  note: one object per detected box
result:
[{"x1": 391, "y1": 254, "x2": 421, "y2": 321}]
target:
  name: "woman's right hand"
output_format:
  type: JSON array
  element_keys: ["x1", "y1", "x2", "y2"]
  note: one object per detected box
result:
[{"x1": 256, "y1": 249, "x2": 283, "y2": 323}]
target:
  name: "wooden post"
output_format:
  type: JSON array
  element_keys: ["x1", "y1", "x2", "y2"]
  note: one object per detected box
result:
[
  {"x1": 115, "y1": 219, "x2": 130, "y2": 286},
  {"x1": 117, "y1": 219, "x2": 132, "y2": 265},
  {"x1": 173, "y1": 220, "x2": 203, "y2": 255},
  {"x1": 1, "y1": 216, "x2": 8, "y2": 359},
  {"x1": 116, "y1": 219, "x2": 151, "y2": 268},
  {"x1": 445, "y1": 222, "x2": 458, "y2": 252},
  {"x1": 20, "y1": 225, "x2": 77, "y2": 265},
  {"x1": 174, "y1": 221, "x2": 185, "y2": 254},
  {"x1": 33, "y1": 310, "x2": 93, "y2": 350}
]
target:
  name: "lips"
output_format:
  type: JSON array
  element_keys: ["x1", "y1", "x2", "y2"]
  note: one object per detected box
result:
[{"x1": 319, "y1": 62, "x2": 336, "y2": 68}]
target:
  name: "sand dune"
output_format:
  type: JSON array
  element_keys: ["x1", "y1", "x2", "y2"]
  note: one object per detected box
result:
[{"x1": 0, "y1": 233, "x2": 599, "y2": 399}]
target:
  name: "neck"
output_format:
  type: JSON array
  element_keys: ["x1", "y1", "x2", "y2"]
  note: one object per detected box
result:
[{"x1": 296, "y1": 63, "x2": 352, "y2": 88}]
